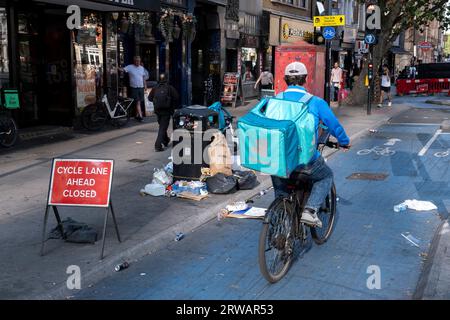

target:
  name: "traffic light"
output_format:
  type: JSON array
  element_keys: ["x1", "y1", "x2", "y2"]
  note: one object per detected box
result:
[
  {"x1": 314, "y1": 32, "x2": 325, "y2": 45},
  {"x1": 368, "y1": 62, "x2": 374, "y2": 80}
]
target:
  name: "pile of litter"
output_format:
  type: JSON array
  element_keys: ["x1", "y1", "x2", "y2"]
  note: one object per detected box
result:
[{"x1": 140, "y1": 157, "x2": 260, "y2": 202}]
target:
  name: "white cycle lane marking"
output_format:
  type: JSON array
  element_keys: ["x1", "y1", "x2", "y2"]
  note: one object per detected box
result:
[
  {"x1": 357, "y1": 146, "x2": 396, "y2": 156},
  {"x1": 419, "y1": 129, "x2": 442, "y2": 157},
  {"x1": 434, "y1": 149, "x2": 450, "y2": 158},
  {"x1": 384, "y1": 138, "x2": 402, "y2": 146}
]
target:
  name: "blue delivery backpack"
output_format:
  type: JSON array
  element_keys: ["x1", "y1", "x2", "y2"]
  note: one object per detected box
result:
[{"x1": 237, "y1": 93, "x2": 316, "y2": 178}]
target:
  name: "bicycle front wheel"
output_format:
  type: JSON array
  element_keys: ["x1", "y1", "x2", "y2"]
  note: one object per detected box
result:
[
  {"x1": 311, "y1": 183, "x2": 337, "y2": 245},
  {"x1": 259, "y1": 197, "x2": 296, "y2": 283},
  {"x1": 0, "y1": 115, "x2": 18, "y2": 148},
  {"x1": 111, "y1": 105, "x2": 130, "y2": 128}
]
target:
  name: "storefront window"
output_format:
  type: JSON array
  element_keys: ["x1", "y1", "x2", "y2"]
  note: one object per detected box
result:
[
  {"x1": 105, "y1": 14, "x2": 118, "y2": 101},
  {"x1": 0, "y1": 8, "x2": 9, "y2": 88},
  {"x1": 73, "y1": 12, "x2": 103, "y2": 109},
  {"x1": 241, "y1": 47, "x2": 257, "y2": 82}
]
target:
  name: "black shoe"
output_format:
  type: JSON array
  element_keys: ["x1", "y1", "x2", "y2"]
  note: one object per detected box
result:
[
  {"x1": 135, "y1": 116, "x2": 143, "y2": 122},
  {"x1": 155, "y1": 146, "x2": 164, "y2": 152},
  {"x1": 163, "y1": 141, "x2": 171, "y2": 148}
]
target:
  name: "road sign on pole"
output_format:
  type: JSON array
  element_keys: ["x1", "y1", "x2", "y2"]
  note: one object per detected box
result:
[
  {"x1": 365, "y1": 33, "x2": 377, "y2": 45},
  {"x1": 313, "y1": 15, "x2": 345, "y2": 27},
  {"x1": 322, "y1": 26, "x2": 335, "y2": 40}
]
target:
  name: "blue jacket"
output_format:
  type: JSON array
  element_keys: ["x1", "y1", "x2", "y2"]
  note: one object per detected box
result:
[{"x1": 276, "y1": 86, "x2": 350, "y2": 162}]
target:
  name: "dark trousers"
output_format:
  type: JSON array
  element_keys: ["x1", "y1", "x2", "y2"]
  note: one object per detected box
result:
[{"x1": 155, "y1": 114, "x2": 171, "y2": 149}]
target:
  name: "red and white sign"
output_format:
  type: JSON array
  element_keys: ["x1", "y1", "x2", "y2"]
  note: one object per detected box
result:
[
  {"x1": 418, "y1": 42, "x2": 433, "y2": 50},
  {"x1": 48, "y1": 159, "x2": 114, "y2": 207}
]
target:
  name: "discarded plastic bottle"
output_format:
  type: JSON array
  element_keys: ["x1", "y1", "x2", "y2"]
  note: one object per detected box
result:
[
  {"x1": 175, "y1": 233, "x2": 184, "y2": 242},
  {"x1": 115, "y1": 261, "x2": 129, "y2": 272},
  {"x1": 394, "y1": 203, "x2": 408, "y2": 212}
]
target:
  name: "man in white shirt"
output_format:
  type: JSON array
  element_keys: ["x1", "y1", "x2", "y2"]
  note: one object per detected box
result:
[
  {"x1": 330, "y1": 62, "x2": 342, "y2": 102},
  {"x1": 121, "y1": 56, "x2": 147, "y2": 121}
]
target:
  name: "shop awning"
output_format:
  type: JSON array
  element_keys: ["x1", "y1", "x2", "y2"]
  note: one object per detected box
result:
[{"x1": 34, "y1": 0, "x2": 160, "y2": 12}]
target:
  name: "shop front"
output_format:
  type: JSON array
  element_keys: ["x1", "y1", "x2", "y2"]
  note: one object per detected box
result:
[
  {"x1": 2, "y1": 0, "x2": 160, "y2": 128},
  {"x1": 191, "y1": 2, "x2": 223, "y2": 105},
  {"x1": 266, "y1": 14, "x2": 314, "y2": 72}
]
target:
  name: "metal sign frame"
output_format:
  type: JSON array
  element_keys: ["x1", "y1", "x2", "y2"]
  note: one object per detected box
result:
[{"x1": 41, "y1": 158, "x2": 121, "y2": 260}]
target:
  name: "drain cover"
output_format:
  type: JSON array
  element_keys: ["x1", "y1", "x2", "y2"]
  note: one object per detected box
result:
[
  {"x1": 128, "y1": 159, "x2": 149, "y2": 163},
  {"x1": 346, "y1": 173, "x2": 389, "y2": 181}
]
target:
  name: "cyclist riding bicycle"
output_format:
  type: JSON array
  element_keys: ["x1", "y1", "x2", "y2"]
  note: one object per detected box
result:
[{"x1": 271, "y1": 62, "x2": 351, "y2": 228}]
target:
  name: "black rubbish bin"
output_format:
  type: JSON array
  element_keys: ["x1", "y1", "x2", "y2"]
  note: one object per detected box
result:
[{"x1": 172, "y1": 105, "x2": 219, "y2": 181}]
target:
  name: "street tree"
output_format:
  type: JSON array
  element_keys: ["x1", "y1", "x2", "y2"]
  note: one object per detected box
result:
[{"x1": 347, "y1": 0, "x2": 450, "y2": 105}]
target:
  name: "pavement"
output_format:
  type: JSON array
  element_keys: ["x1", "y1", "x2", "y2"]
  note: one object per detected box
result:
[{"x1": 1, "y1": 95, "x2": 448, "y2": 300}]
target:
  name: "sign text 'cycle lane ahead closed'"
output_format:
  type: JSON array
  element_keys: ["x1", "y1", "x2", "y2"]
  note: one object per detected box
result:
[{"x1": 41, "y1": 159, "x2": 121, "y2": 260}]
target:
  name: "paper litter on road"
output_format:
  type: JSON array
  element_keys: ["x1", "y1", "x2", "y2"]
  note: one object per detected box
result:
[
  {"x1": 225, "y1": 207, "x2": 266, "y2": 219},
  {"x1": 403, "y1": 200, "x2": 437, "y2": 211}
]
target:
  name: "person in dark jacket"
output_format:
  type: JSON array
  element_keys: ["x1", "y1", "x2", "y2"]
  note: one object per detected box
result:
[{"x1": 148, "y1": 73, "x2": 180, "y2": 152}]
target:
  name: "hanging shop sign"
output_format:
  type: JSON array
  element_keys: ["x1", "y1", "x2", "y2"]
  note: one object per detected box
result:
[{"x1": 280, "y1": 18, "x2": 314, "y2": 44}]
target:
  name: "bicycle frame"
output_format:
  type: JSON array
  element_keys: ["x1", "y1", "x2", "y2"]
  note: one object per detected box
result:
[{"x1": 101, "y1": 94, "x2": 134, "y2": 119}]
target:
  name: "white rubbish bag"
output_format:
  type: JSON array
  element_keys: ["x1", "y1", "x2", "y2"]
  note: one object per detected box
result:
[{"x1": 144, "y1": 184, "x2": 166, "y2": 197}]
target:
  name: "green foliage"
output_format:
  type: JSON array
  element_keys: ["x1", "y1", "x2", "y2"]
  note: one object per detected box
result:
[{"x1": 358, "y1": 0, "x2": 450, "y2": 41}]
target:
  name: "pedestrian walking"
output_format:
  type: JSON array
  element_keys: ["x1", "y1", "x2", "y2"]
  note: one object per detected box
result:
[
  {"x1": 120, "y1": 56, "x2": 147, "y2": 121},
  {"x1": 378, "y1": 65, "x2": 392, "y2": 108},
  {"x1": 331, "y1": 62, "x2": 343, "y2": 102},
  {"x1": 148, "y1": 73, "x2": 180, "y2": 152},
  {"x1": 254, "y1": 69, "x2": 274, "y2": 91}
]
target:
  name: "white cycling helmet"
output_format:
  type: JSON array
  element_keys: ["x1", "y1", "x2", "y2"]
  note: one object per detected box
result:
[{"x1": 284, "y1": 62, "x2": 308, "y2": 76}]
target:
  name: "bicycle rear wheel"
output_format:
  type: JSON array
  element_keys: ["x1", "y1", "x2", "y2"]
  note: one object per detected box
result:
[
  {"x1": 259, "y1": 197, "x2": 296, "y2": 283},
  {"x1": 0, "y1": 114, "x2": 18, "y2": 148},
  {"x1": 311, "y1": 183, "x2": 337, "y2": 245},
  {"x1": 81, "y1": 103, "x2": 107, "y2": 131}
]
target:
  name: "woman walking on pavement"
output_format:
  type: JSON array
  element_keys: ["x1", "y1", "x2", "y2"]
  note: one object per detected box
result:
[{"x1": 378, "y1": 65, "x2": 392, "y2": 108}]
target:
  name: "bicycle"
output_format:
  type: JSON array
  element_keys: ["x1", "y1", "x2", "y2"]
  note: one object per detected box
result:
[
  {"x1": 258, "y1": 136, "x2": 342, "y2": 283},
  {"x1": 0, "y1": 89, "x2": 20, "y2": 148},
  {"x1": 81, "y1": 92, "x2": 134, "y2": 131},
  {"x1": 357, "y1": 146, "x2": 396, "y2": 156}
]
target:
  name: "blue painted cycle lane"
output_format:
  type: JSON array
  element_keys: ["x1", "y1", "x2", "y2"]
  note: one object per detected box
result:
[{"x1": 75, "y1": 122, "x2": 448, "y2": 300}]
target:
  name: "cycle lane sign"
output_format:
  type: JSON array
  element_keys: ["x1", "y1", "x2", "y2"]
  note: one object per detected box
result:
[
  {"x1": 41, "y1": 159, "x2": 121, "y2": 259},
  {"x1": 48, "y1": 159, "x2": 114, "y2": 207},
  {"x1": 322, "y1": 27, "x2": 335, "y2": 40}
]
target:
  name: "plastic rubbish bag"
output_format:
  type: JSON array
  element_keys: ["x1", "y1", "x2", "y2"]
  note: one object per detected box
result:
[
  {"x1": 153, "y1": 168, "x2": 173, "y2": 186},
  {"x1": 208, "y1": 132, "x2": 232, "y2": 176},
  {"x1": 206, "y1": 173, "x2": 238, "y2": 194},
  {"x1": 165, "y1": 162, "x2": 174, "y2": 175},
  {"x1": 144, "y1": 184, "x2": 166, "y2": 197},
  {"x1": 233, "y1": 170, "x2": 260, "y2": 190}
]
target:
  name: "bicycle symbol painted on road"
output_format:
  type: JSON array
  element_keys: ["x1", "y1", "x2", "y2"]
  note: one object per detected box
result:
[
  {"x1": 357, "y1": 146, "x2": 396, "y2": 157},
  {"x1": 434, "y1": 149, "x2": 450, "y2": 158}
]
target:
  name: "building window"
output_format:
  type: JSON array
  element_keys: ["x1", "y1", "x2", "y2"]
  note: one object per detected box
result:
[
  {"x1": 0, "y1": 8, "x2": 9, "y2": 88},
  {"x1": 271, "y1": 0, "x2": 308, "y2": 9}
]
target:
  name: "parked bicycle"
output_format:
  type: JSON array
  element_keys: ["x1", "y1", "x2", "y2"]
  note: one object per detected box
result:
[
  {"x1": 81, "y1": 91, "x2": 134, "y2": 131},
  {"x1": 0, "y1": 89, "x2": 20, "y2": 148},
  {"x1": 357, "y1": 146, "x2": 396, "y2": 156},
  {"x1": 258, "y1": 134, "x2": 341, "y2": 283}
]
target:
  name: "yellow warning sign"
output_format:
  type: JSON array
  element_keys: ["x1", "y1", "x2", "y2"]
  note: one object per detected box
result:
[{"x1": 313, "y1": 15, "x2": 345, "y2": 27}]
